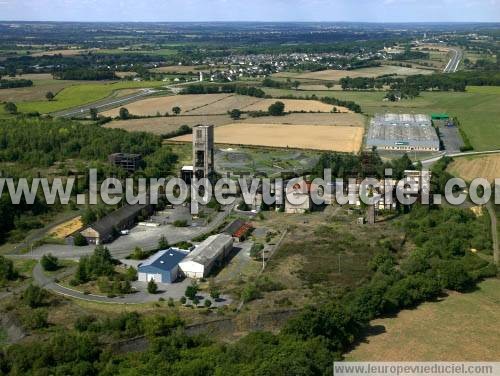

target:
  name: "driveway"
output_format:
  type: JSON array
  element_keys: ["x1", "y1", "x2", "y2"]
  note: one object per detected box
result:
[{"x1": 11, "y1": 204, "x2": 233, "y2": 261}]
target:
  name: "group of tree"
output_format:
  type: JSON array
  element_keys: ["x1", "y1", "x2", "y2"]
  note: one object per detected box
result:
[
  {"x1": 52, "y1": 68, "x2": 117, "y2": 81},
  {"x1": 0, "y1": 79, "x2": 33, "y2": 89},
  {"x1": 0, "y1": 117, "x2": 161, "y2": 168},
  {"x1": 181, "y1": 83, "x2": 266, "y2": 98}
]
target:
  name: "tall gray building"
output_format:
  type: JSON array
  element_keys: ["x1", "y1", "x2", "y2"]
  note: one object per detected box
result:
[{"x1": 192, "y1": 124, "x2": 215, "y2": 181}]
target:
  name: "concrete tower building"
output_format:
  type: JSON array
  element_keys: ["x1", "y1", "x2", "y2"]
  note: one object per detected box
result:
[{"x1": 192, "y1": 124, "x2": 214, "y2": 181}]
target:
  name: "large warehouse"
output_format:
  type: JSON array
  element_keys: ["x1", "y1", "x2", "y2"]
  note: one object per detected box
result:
[
  {"x1": 366, "y1": 114, "x2": 440, "y2": 152},
  {"x1": 179, "y1": 234, "x2": 234, "y2": 278}
]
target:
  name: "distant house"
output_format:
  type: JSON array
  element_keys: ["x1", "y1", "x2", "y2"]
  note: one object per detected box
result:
[
  {"x1": 138, "y1": 248, "x2": 188, "y2": 284},
  {"x1": 80, "y1": 203, "x2": 153, "y2": 245},
  {"x1": 224, "y1": 219, "x2": 253, "y2": 242},
  {"x1": 179, "y1": 234, "x2": 234, "y2": 278}
]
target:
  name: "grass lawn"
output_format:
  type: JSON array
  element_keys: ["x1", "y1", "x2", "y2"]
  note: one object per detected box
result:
[
  {"x1": 263, "y1": 86, "x2": 500, "y2": 151},
  {"x1": 346, "y1": 278, "x2": 500, "y2": 361},
  {"x1": 16, "y1": 80, "x2": 167, "y2": 114}
]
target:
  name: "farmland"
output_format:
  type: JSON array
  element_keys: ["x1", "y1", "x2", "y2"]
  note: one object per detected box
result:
[
  {"x1": 102, "y1": 94, "x2": 347, "y2": 117},
  {"x1": 263, "y1": 87, "x2": 500, "y2": 151},
  {"x1": 15, "y1": 80, "x2": 167, "y2": 114},
  {"x1": 448, "y1": 154, "x2": 500, "y2": 183},
  {"x1": 346, "y1": 279, "x2": 500, "y2": 361},
  {"x1": 273, "y1": 65, "x2": 434, "y2": 81},
  {"x1": 106, "y1": 112, "x2": 365, "y2": 135},
  {"x1": 171, "y1": 122, "x2": 364, "y2": 152}
]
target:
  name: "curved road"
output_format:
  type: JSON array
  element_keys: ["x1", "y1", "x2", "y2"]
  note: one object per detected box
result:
[{"x1": 32, "y1": 262, "x2": 232, "y2": 305}]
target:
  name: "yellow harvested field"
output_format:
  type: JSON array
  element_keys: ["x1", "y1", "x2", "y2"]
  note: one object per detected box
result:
[
  {"x1": 105, "y1": 113, "x2": 365, "y2": 135},
  {"x1": 448, "y1": 154, "x2": 500, "y2": 183},
  {"x1": 188, "y1": 95, "x2": 263, "y2": 115},
  {"x1": 49, "y1": 217, "x2": 83, "y2": 239},
  {"x1": 242, "y1": 112, "x2": 365, "y2": 126},
  {"x1": 6, "y1": 73, "x2": 54, "y2": 81},
  {"x1": 105, "y1": 115, "x2": 233, "y2": 134},
  {"x1": 346, "y1": 279, "x2": 500, "y2": 361},
  {"x1": 274, "y1": 65, "x2": 434, "y2": 81},
  {"x1": 101, "y1": 94, "x2": 232, "y2": 117},
  {"x1": 242, "y1": 98, "x2": 345, "y2": 113},
  {"x1": 171, "y1": 123, "x2": 363, "y2": 152}
]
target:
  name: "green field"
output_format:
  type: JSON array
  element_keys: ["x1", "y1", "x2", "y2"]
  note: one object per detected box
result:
[
  {"x1": 264, "y1": 86, "x2": 500, "y2": 151},
  {"x1": 347, "y1": 278, "x2": 500, "y2": 361},
  {"x1": 16, "y1": 80, "x2": 167, "y2": 114}
]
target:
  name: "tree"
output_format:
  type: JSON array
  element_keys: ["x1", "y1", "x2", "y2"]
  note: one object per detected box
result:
[
  {"x1": 147, "y1": 279, "x2": 158, "y2": 294},
  {"x1": 325, "y1": 82, "x2": 334, "y2": 89},
  {"x1": 0, "y1": 255, "x2": 17, "y2": 284},
  {"x1": 119, "y1": 107, "x2": 129, "y2": 120},
  {"x1": 292, "y1": 81, "x2": 300, "y2": 90},
  {"x1": 45, "y1": 91, "x2": 55, "y2": 101},
  {"x1": 204, "y1": 298, "x2": 212, "y2": 308},
  {"x1": 229, "y1": 108, "x2": 242, "y2": 120},
  {"x1": 22, "y1": 284, "x2": 46, "y2": 308},
  {"x1": 268, "y1": 101, "x2": 285, "y2": 116},
  {"x1": 89, "y1": 108, "x2": 98, "y2": 121},
  {"x1": 158, "y1": 235, "x2": 169, "y2": 250},
  {"x1": 41, "y1": 253, "x2": 59, "y2": 271},
  {"x1": 4, "y1": 102, "x2": 17, "y2": 114},
  {"x1": 185, "y1": 282, "x2": 199, "y2": 300},
  {"x1": 180, "y1": 296, "x2": 187, "y2": 304},
  {"x1": 172, "y1": 106, "x2": 181, "y2": 115},
  {"x1": 73, "y1": 233, "x2": 88, "y2": 246}
]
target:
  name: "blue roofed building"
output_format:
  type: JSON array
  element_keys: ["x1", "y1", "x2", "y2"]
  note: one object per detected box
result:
[{"x1": 137, "y1": 248, "x2": 188, "y2": 284}]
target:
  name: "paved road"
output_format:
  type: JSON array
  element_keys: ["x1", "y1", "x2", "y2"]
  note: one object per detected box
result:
[
  {"x1": 443, "y1": 48, "x2": 462, "y2": 73},
  {"x1": 52, "y1": 88, "x2": 158, "y2": 118},
  {"x1": 418, "y1": 149, "x2": 500, "y2": 168},
  {"x1": 52, "y1": 80, "x2": 195, "y2": 118},
  {"x1": 32, "y1": 261, "x2": 232, "y2": 305},
  {"x1": 11, "y1": 204, "x2": 234, "y2": 261}
]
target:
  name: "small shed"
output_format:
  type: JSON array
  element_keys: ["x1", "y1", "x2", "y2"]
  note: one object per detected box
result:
[
  {"x1": 224, "y1": 219, "x2": 253, "y2": 242},
  {"x1": 138, "y1": 248, "x2": 187, "y2": 284}
]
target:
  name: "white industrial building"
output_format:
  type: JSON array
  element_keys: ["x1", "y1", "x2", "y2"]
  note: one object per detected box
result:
[{"x1": 179, "y1": 234, "x2": 234, "y2": 278}]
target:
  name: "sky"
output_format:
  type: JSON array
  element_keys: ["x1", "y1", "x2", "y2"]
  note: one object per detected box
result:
[{"x1": 0, "y1": 0, "x2": 499, "y2": 23}]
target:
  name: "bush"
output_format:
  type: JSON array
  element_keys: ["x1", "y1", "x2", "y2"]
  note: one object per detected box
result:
[
  {"x1": 22, "y1": 308, "x2": 49, "y2": 329},
  {"x1": 0, "y1": 255, "x2": 17, "y2": 285},
  {"x1": 41, "y1": 253, "x2": 59, "y2": 271},
  {"x1": 73, "y1": 233, "x2": 87, "y2": 246},
  {"x1": 22, "y1": 284, "x2": 46, "y2": 308},
  {"x1": 180, "y1": 296, "x2": 187, "y2": 304},
  {"x1": 173, "y1": 220, "x2": 188, "y2": 227},
  {"x1": 241, "y1": 283, "x2": 262, "y2": 303}
]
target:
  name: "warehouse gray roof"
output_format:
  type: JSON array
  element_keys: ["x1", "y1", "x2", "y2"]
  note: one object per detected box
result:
[
  {"x1": 182, "y1": 234, "x2": 233, "y2": 267},
  {"x1": 366, "y1": 113, "x2": 439, "y2": 148},
  {"x1": 90, "y1": 202, "x2": 150, "y2": 235}
]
